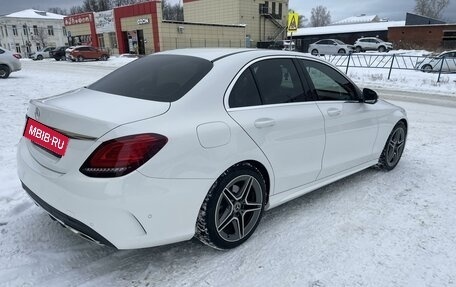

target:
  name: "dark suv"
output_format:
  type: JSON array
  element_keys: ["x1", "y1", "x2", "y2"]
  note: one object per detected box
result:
[{"x1": 50, "y1": 46, "x2": 69, "y2": 61}]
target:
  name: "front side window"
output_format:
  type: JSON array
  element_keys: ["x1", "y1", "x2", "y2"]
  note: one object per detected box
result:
[
  {"x1": 300, "y1": 60, "x2": 358, "y2": 101},
  {"x1": 251, "y1": 58, "x2": 306, "y2": 105}
]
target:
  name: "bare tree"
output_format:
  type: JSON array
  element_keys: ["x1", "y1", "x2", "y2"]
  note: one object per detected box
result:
[
  {"x1": 414, "y1": 0, "x2": 449, "y2": 19},
  {"x1": 310, "y1": 5, "x2": 331, "y2": 27},
  {"x1": 47, "y1": 7, "x2": 68, "y2": 15},
  {"x1": 35, "y1": 27, "x2": 49, "y2": 48},
  {"x1": 162, "y1": 0, "x2": 184, "y2": 21},
  {"x1": 298, "y1": 15, "x2": 308, "y2": 28}
]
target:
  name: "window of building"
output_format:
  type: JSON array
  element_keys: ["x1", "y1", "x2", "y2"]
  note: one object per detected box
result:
[
  {"x1": 0, "y1": 26, "x2": 3, "y2": 38},
  {"x1": 251, "y1": 58, "x2": 306, "y2": 105},
  {"x1": 62, "y1": 26, "x2": 67, "y2": 36},
  {"x1": 33, "y1": 25, "x2": 38, "y2": 35},
  {"x1": 12, "y1": 25, "x2": 18, "y2": 36},
  {"x1": 300, "y1": 60, "x2": 358, "y2": 101},
  {"x1": 229, "y1": 69, "x2": 262, "y2": 108},
  {"x1": 4, "y1": 25, "x2": 8, "y2": 36},
  {"x1": 15, "y1": 43, "x2": 21, "y2": 53},
  {"x1": 23, "y1": 25, "x2": 28, "y2": 35},
  {"x1": 47, "y1": 25, "x2": 54, "y2": 36},
  {"x1": 36, "y1": 43, "x2": 41, "y2": 51},
  {"x1": 278, "y1": 3, "x2": 282, "y2": 19}
]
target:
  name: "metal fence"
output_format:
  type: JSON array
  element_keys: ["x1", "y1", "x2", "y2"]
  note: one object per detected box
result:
[{"x1": 318, "y1": 53, "x2": 456, "y2": 82}]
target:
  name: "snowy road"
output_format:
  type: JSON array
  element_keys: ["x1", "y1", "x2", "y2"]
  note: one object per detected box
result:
[{"x1": 1, "y1": 59, "x2": 456, "y2": 287}]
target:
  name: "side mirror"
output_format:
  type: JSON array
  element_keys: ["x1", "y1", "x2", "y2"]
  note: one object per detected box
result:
[{"x1": 363, "y1": 88, "x2": 378, "y2": 104}]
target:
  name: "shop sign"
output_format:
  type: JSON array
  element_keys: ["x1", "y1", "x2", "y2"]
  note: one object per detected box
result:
[
  {"x1": 64, "y1": 14, "x2": 93, "y2": 26},
  {"x1": 95, "y1": 10, "x2": 115, "y2": 33},
  {"x1": 137, "y1": 18, "x2": 150, "y2": 25}
]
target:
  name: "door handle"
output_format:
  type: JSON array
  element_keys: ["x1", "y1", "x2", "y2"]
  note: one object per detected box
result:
[
  {"x1": 327, "y1": 108, "x2": 341, "y2": 117},
  {"x1": 254, "y1": 118, "x2": 276, "y2": 128}
]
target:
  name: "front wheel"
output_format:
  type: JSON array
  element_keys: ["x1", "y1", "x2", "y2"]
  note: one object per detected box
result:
[
  {"x1": 378, "y1": 122, "x2": 406, "y2": 170},
  {"x1": 196, "y1": 163, "x2": 266, "y2": 249},
  {"x1": 77, "y1": 56, "x2": 84, "y2": 62},
  {"x1": 378, "y1": 46, "x2": 386, "y2": 52},
  {"x1": 0, "y1": 65, "x2": 10, "y2": 79},
  {"x1": 100, "y1": 54, "x2": 108, "y2": 61},
  {"x1": 37, "y1": 55, "x2": 43, "y2": 60}
]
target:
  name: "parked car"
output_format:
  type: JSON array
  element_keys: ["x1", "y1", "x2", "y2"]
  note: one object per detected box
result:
[
  {"x1": 50, "y1": 46, "x2": 69, "y2": 61},
  {"x1": 29, "y1": 47, "x2": 55, "y2": 60},
  {"x1": 308, "y1": 39, "x2": 354, "y2": 55},
  {"x1": 267, "y1": 40, "x2": 295, "y2": 51},
  {"x1": 416, "y1": 50, "x2": 456, "y2": 73},
  {"x1": 18, "y1": 48, "x2": 407, "y2": 250},
  {"x1": 66, "y1": 45, "x2": 109, "y2": 62},
  {"x1": 354, "y1": 37, "x2": 393, "y2": 53},
  {"x1": 0, "y1": 47, "x2": 22, "y2": 79}
]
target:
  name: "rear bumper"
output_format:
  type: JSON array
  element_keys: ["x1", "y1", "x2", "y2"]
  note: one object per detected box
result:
[{"x1": 17, "y1": 138, "x2": 213, "y2": 249}]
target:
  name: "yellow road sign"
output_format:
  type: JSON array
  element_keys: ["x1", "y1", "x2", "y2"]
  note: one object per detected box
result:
[{"x1": 287, "y1": 12, "x2": 299, "y2": 32}]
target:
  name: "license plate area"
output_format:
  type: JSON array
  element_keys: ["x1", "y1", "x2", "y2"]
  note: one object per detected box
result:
[{"x1": 23, "y1": 118, "x2": 69, "y2": 157}]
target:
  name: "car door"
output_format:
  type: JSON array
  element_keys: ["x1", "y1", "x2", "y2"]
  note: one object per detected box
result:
[
  {"x1": 226, "y1": 57, "x2": 326, "y2": 193},
  {"x1": 320, "y1": 40, "x2": 333, "y2": 54},
  {"x1": 299, "y1": 59, "x2": 379, "y2": 179},
  {"x1": 443, "y1": 52, "x2": 456, "y2": 72}
]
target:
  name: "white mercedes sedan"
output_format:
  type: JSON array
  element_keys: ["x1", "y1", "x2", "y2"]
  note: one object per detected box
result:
[{"x1": 17, "y1": 48, "x2": 407, "y2": 250}]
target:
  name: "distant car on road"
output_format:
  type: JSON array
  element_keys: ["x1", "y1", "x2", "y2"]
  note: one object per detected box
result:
[
  {"x1": 267, "y1": 40, "x2": 295, "y2": 51},
  {"x1": 354, "y1": 37, "x2": 393, "y2": 53},
  {"x1": 416, "y1": 50, "x2": 456, "y2": 73},
  {"x1": 0, "y1": 47, "x2": 22, "y2": 79},
  {"x1": 50, "y1": 46, "x2": 69, "y2": 61},
  {"x1": 66, "y1": 46, "x2": 109, "y2": 62},
  {"x1": 29, "y1": 47, "x2": 55, "y2": 60},
  {"x1": 308, "y1": 39, "x2": 354, "y2": 55}
]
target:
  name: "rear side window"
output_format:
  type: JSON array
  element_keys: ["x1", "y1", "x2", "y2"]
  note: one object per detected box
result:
[
  {"x1": 89, "y1": 54, "x2": 213, "y2": 102},
  {"x1": 229, "y1": 69, "x2": 262, "y2": 108},
  {"x1": 251, "y1": 59, "x2": 306, "y2": 105}
]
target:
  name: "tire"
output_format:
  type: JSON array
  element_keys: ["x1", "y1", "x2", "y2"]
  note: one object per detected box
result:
[
  {"x1": 338, "y1": 49, "x2": 346, "y2": 54},
  {"x1": 55, "y1": 57, "x2": 60, "y2": 61},
  {"x1": 422, "y1": 64, "x2": 433, "y2": 73},
  {"x1": 0, "y1": 65, "x2": 10, "y2": 79},
  {"x1": 37, "y1": 55, "x2": 43, "y2": 60},
  {"x1": 100, "y1": 54, "x2": 108, "y2": 61},
  {"x1": 355, "y1": 46, "x2": 362, "y2": 53},
  {"x1": 311, "y1": 49, "x2": 319, "y2": 56},
  {"x1": 378, "y1": 46, "x2": 386, "y2": 52},
  {"x1": 77, "y1": 56, "x2": 84, "y2": 62},
  {"x1": 195, "y1": 162, "x2": 266, "y2": 249},
  {"x1": 378, "y1": 122, "x2": 406, "y2": 171}
]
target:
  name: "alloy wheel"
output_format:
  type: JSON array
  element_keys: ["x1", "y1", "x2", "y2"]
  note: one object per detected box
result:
[
  {"x1": 385, "y1": 127, "x2": 405, "y2": 167},
  {"x1": 215, "y1": 175, "x2": 263, "y2": 242}
]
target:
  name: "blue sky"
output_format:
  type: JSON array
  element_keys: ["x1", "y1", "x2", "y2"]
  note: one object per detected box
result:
[{"x1": 1, "y1": 0, "x2": 456, "y2": 22}]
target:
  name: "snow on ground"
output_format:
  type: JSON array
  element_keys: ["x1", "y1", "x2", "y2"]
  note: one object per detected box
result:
[{"x1": 1, "y1": 56, "x2": 456, "y2": 287}]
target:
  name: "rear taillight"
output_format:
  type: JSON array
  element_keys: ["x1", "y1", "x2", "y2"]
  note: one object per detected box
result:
[
  {"x1": 80, "y1": 133, "x2": 167, "y2": 177},
  {"x1": 13, "y1": 54, "x2": 21, "y2": 59}
]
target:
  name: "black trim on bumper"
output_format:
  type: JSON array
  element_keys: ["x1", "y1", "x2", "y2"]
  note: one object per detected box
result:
[{"x1": 21, "y1": 182, "x2": 116, "y2": 248}]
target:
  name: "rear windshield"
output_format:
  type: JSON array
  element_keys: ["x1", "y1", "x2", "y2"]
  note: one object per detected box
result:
[{"x1": 88, "y1": 54, "x2": 213, "y2": 102}]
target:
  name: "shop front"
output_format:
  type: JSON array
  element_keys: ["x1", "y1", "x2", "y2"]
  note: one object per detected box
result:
[
  {"x1": 113, "y1": 1, "x2": 160, "y2": 55},
  {"x1": 64, "y1": 13, "x2": 98, "y2": 47}
]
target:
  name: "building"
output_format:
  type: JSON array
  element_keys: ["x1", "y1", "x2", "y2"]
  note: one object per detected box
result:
[
  {"x1": 183, "y1": 0, "x2": 289, "y2": 47},
  {"x1": 388, "y1": 13, "x2": 455, "y2": 50},
  {"x1": 0, "y1": 9, "x2": 67, "y2": 57},
  {"x1": 332, "y1": 14, "x2": 382, "y2": 25},
  {"x1": 64, "y1": 1, "x2": 247, "y2": 55}
]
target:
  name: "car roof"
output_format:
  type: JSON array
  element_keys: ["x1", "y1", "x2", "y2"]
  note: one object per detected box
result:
[{"x1": 158, "y1": 48, "x2": 310, "y2": 62}]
